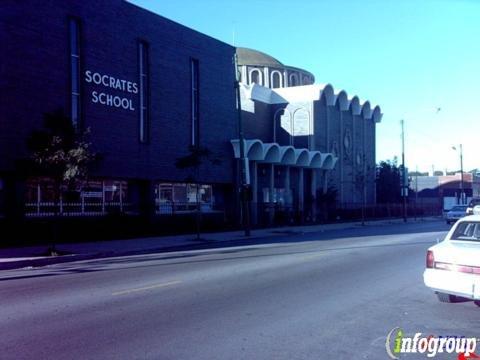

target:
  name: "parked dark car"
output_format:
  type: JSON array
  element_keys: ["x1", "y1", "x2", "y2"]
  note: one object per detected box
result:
[
  {"x1": 445, "y1": 205, "x2": 468, "y2": 224},
  {"x1": 466, "y1": 198, "x2": 480, "y2": 215}
]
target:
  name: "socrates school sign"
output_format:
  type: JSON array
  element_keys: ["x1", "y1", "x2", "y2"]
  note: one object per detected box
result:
[{"x1": 85, "y1": 70, "x2": 137, "y2": 111}]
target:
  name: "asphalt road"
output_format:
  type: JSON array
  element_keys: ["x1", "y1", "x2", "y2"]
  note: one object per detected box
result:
[{"x1": 1, "y1": 220, "x2": 478, "y2": 360}]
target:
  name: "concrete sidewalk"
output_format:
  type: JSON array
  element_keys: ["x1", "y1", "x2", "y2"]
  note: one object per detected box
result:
[{"x1": 0, "y1": 217, "x2": 441, "y2": 270}]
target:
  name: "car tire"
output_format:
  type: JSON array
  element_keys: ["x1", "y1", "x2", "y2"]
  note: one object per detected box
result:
[
  {"x1": 446, "y1": 220, "x2": 450, "y2": 224},
  {"x1": 437, "y1": 292, "x2": 457, "y2": 303},
  {"x1": 474, "y1": 301, "x2": 480, "y2": 307}
]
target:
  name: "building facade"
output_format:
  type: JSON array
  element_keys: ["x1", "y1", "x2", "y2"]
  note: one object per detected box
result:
[
  {"x1": 414, "y1": 172, "x2": 480, "y2": 211},
  {"x1": 235, "y1": 48, "x2": 382, "y2": 223},
  {"x1": 1, "y1": 0, "x2": 238, "y2": 227},
  {"x1": 0, "y1": 1, "x2": 382, "y2": 234}
]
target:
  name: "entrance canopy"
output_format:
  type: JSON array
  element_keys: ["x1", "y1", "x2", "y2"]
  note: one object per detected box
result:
[{"x1": 230, "y1": 139, "x2": 337, "y2": 170}]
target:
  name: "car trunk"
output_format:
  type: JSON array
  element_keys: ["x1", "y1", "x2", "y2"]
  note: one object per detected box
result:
[{"x1": 434, "y1": 241, "x2": 480, "y2": 268}]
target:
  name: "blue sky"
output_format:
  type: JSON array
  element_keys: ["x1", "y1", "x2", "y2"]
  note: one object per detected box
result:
[{"x1": 131, "y1": 0, "x2": 480, "y2": 173}]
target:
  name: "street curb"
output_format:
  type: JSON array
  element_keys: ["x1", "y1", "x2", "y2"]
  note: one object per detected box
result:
[
  {"x1": 0, "y1": 217, "x2": 443, "y2": 271},
  {"x1": 0, "y1": 253, "x2": 107, "y2": 271}
]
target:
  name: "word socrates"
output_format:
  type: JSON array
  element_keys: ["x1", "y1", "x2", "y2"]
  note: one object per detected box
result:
[{"x1": 85, "y1": 71, "x2": 138, "y2": 111}]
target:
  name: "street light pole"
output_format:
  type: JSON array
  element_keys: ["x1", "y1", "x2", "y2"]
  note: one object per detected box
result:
[
  {"x1": 460, "y1": 144, "x2": 464, "y2": 204},
  {"x1": 361, "y1": 154, "x2": 367, "y2": 226},
  {"x1": 415, "y1": 166, "x2": 418, "y2": 221},
  {"x1": 452, "y1": 144, "x2": 465, "y2": 204},
  {"x1": 401, "y1": 119, "x2": 407, "y2": 222},
  {"x1": 234, "y1": 54, "x2": 250, "y2": 236}
]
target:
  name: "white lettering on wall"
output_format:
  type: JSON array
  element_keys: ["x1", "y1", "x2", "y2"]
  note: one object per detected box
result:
[{"x1": 85, "y1": 70, "x2": 137, "y2": 111}]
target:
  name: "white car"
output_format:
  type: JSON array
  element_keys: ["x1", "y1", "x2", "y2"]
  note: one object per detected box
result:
[{"x1": 424, "y1": 214, "x2": 480, "y2": 305}]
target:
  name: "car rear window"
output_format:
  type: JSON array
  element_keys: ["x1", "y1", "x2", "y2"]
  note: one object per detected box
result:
[
  {"x1": 469, "y1": 199, "x2": 480, "y2": 207},
  {"x1": 451, "y1": 206, "x2": 467, "y2": 211},
  {"x1": 451, "y1": 221, "x2": 480, "y2": 242}
]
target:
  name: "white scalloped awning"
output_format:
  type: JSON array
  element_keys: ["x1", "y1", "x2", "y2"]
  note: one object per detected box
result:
[
  {"x1": 230, "y1": 139, "x2": 337, "y2": 170},
  {"x1": 279, "y1": 146, "x2": 296, "y2": 165}
]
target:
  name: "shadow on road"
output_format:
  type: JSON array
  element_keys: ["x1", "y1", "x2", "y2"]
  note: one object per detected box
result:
[{"x1": 0, "y1": 221, "x2": 445, "y2": 282}]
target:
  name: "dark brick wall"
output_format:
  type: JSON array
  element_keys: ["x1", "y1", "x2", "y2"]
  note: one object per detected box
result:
[{"x1": 0, "y1": 0, "x2": 237, "y2": 184}]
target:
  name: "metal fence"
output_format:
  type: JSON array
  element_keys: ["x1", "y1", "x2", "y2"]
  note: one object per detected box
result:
[
  {"x1": 155, "y1": 201, "x2": 223, "y2": 216},
  {"x1": 251, "y1": 201, "x2": 442, "y2": 227},
  {"x1": 25, "y1": 200, "x2": 135, "y2": 217},
  {"x1": 334, "y1": 203, "x2": 441, "y2": 221}
]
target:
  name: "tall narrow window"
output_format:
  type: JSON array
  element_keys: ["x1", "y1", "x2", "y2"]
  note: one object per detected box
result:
[
  {"x1": 250, "y1": 69, "x2": 262, "y2": 85},
  {"x1": 289, "y1": 74, "x2": 298, "y2": 87},
  {"x1": 138, "y1": 41, "x2": 149, "y2": 143},
  {"x1": 190, "y1": 58, "x2": 199, "y2": 146},
  {"x1": 271, "y1": 71, "x2": 282, "y2": 88},
  {"x1": 69, "y1": 18, "x2": 81, "y2": 129}
]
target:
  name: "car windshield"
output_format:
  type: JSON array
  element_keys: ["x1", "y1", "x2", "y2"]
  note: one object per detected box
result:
[{"x1": 451, "y1": 221, "x2": 480, "y2": 242}]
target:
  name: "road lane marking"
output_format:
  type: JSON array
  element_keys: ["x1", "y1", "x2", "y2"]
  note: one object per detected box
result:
[{"x1": 112, "y1": 280, "x2": 181, "y2": 296}]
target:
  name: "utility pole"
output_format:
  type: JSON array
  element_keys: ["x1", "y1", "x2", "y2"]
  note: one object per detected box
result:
[
  {"x1": 452, "y1": 144, "x2": 465, "y2": 204},
  {"x1": 415, "y1": 166, "x2": 418, "y2": 221},
  {"x1": 401, "y1": 119, "x2": 407, "y2": 222},
  {"x1": 460, "y1": 144, "x2": 464, "y2": 204},
  {"x1": 234, "y1": 53, "x2": 250, "y2": 236},
  {"x1": 361, "y1": 154, "x2": 367, "y2": 226}
]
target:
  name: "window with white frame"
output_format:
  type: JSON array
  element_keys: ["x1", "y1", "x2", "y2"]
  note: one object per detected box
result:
[
  {"x1": 271, "y1": 71, "x2": 282, "y2": 88},
  {"x1": 289, "y1": 74, "x2": 298, "y2": 87},
  {"x1": 250, "y1": 69, "x2": 262, "y2": 85}
]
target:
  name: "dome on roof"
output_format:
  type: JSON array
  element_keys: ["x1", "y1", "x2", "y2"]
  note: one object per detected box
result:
[{"x1": 236, "y1": 47, "x2": 284, "y2": 68}]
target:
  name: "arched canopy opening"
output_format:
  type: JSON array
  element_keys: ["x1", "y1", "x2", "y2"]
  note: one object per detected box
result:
[
  {"x1": 279, "y1": 146, "x2": 296, "y2": 165},
  {"x1": 294, "y1": 149, "x2": 310, "y2": 166},
  {"x1": 231, "y1": 140, "x2": 337, "y2": 170},
  {"x1": 322, "y1": 154, "x2": 337, "y2": 170},
  {"x1": 308, "y1": 151, "x2": 323, "y2": 168},
  {"x1": 260, "y1": 143, "x2": 281, "y2": 163},
  {"x1": 230, "y1": 139, "x2": 264, "y2": 160}
]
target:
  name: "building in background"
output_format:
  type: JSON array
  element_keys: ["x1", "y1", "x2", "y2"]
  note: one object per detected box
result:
[
  {"x1": 235, "y1": 48, "x2": 382, "y2": 224},
  {"x1": 412, "y1": 172, "x2": 480, "y2": 212}
]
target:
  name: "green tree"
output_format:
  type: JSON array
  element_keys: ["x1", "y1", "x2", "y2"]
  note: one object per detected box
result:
[
  {"x1": 315, "y1": 187, "x2": 337, "y2": 223},
  {"x1": 175, "y1": 145, "x2": 221, "y2": 240},
  {"x1": 376, "y1": 158, "x2": 402, "y2": 204},
  {"x1": 26, "y1": 110, "x2": 97, "y2": 253}
]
